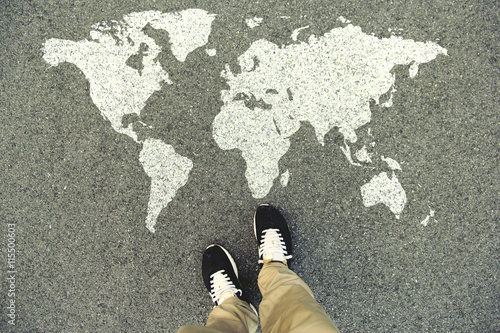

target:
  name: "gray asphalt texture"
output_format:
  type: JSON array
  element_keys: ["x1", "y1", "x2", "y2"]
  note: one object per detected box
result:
[{"x1": 1, "y1": 0, "x2": 499, "y2": 332}]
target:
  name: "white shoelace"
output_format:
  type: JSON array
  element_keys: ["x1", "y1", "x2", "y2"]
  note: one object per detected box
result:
[
  {"x1": 210, "y1": 270, "x2": 242, "y2": 304},
  {"x1": 258, "y1": 228, "x2": 292, "y2": 264}
]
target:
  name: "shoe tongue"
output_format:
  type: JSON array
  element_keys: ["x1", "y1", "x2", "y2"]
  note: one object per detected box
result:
[
  {"x1": 218, "y1": 291, "x2": 235, "y2": 304},
  {"x1": 263, "y1": 252, "x2": 285, "y2": 263}
]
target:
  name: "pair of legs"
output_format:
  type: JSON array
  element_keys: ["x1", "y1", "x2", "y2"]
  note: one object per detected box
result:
[{"x1": 178, "y1": 205, "x2": 339, "y2": 333}]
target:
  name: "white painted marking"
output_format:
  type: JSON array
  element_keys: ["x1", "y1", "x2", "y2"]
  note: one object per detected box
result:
[
  {"x1": 43, "y1": 11, "x2": 447, "y2": 228},
  {"x1": 340, "y1": 142, "x2": 362, "y2": 167},
  {"x1": 206, "y1": 48, "x2": 217, "y2": 56},
  {"x1": 291, "y1": 25, "x2": 310, "y2": 41},
  {"x1": 421, "y1": 215, "x2": 430, "y2": 226},
  {"x1": 381, "y1": 88, "x2": 396, "y2": 108},
  {"x1": 280, "y1": 169, "x2": 290, "y2": 187},
  {"x1": 139, "y1": 139, "x2": 193, "y2": 232},
  {"x1": 42, "y1": 9, "x2": 216, "y2": 142},
  {"x1": 213, "y1": 24, "x2": 446, "y2": 198},
  {"x1": 361, "y1": 171, "x2": 407, "y2": 218},
  {"x1": 245, "y1": 17, "x2": 263, "y2": 29},
  {"x1": 337, "y1": 16, "x2": 351, "y2": 24},
  {"x1": 381, "y1": 156, "x2": 402, "y2": 171},
  {"x1": 409, "y1": 62, "x2": 420, "y2": 78},
  {"x1": 43, "y1": 17, "x2": 170, "y2": 141},
  {"x1": 144, "y1": 9, "x2": 217, "y2": 62},
  {"x1": 421, "y1": 208, "x2": 435, "y2": 226},
  {"x1": 43, "y1": 9, "x2": 215, "y2": 231},
  {"x1": 355, "y1": 145, "x2": 373, "y2": 163},
  {"x1": 213, "y1": 101, "x2": 290, "y2": 198}
]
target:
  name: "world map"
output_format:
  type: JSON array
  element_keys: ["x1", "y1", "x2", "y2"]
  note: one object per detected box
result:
[{"x1": 42, "y1": 9, "x2": 447, "y2": 232}]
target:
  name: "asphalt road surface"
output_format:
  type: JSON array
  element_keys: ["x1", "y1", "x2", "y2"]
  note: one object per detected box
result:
[{"x1": 1, "y1": 0, "x2": 499, "y2": 332}]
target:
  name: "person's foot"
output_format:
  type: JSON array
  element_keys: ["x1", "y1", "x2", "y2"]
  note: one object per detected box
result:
[
  {"x1": 202, "y1": 244, "x2": 243, "y2": 306},
  {"x1": 254, "y1": 204, "x2": 293, "y2": 265}
]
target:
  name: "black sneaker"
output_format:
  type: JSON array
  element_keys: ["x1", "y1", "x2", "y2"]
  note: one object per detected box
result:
[
  {"x1": 254, "y1": 204, "x2": 293, "y2": 265},
  {"x1": 202, "y1": 244, "x2": 243, "y2": 306}
]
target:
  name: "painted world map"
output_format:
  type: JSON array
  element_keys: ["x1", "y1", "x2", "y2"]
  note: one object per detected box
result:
[{"x1": 42, "y1": 9, "x2": 447, "y2": 232}]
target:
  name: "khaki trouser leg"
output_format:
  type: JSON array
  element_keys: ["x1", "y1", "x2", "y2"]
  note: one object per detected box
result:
[
  {"x1": 258, "y1": 262, "x2": 339, "y2": 333},
  {"x1": 177, "y1": 296, "x2": 258, "y2": 333}
]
